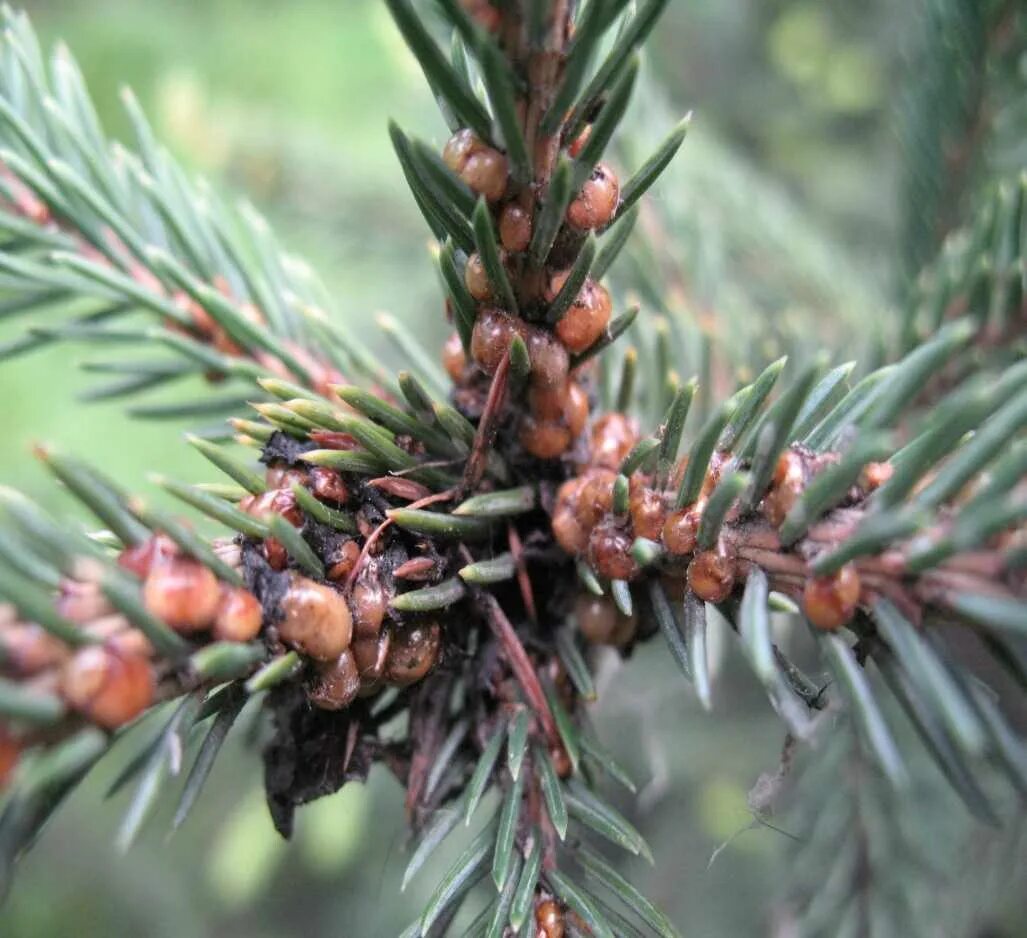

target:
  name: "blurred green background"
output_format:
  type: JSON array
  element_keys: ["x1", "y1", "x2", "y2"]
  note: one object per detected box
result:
[{"x1": 2, "y1": 1, "x2": 1021, "y2": 936}]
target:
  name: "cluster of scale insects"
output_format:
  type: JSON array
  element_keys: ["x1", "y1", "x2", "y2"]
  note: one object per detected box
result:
[{"x1": 3, "y1": 0, "x2": 1021, "y2": 934}]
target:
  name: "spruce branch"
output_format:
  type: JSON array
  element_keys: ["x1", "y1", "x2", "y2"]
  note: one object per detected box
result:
[{"x1": 0, "y1": 3, "x2": 1023, "y2": 935}]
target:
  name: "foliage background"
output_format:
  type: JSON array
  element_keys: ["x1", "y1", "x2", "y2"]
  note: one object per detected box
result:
[{"x1": 1, "y1": 1, "x2": 1022, "y2": 935}]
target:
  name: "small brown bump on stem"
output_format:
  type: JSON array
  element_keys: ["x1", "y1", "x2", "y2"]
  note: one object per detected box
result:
[
  {"x1": 535, "y1": 898, "x2": 566, "y2": 938},
  {"x1": 552, "y1": 504, "x2": 589, "y2": 555},
  {"x1": 687, "y1": 547, "x2": 737, "y2": 603},
  {"x1": 307, "y1": 649, "x2": 361, "y2": 710},
  {"x1": 326, "y1": 539, "x2": 362, "y2": 582},
  {"x1": 471, "y1": 307, "x2": 519, "y2": 374},
  {"x1": 588, "y1": 520, "x2": 640, "y2": 580},
  {"x1": 352, "y1": 627, "x2": 390, "y2": 682},
  {"x1": 309, "y1": 467, "x2": 349, "y2": 504},
  {"x1": 464, "y1": 251, "x2": 493, "y2": 301},
  {"x1": 265, "y1": 465, "x2": 308, "y2": 491},
  {"x1": 442, "y1": 331, "x2": 468, "y2": 383},
  {"x1": 762, "y1": 450, "x2": 804, "y2": 526},
  {"x1": 213, "y1": 586, "x2": 263, "y2": 643},
  {"x1": 350, "y1": 572, "x2": 388, "y2": 640},
  {"x1": 860, "y1": 461, "x2": 894, "y2": 491},
  {"x1": 629, "y1": 478, "x2": 668, "y2": 540},
  {"x1": 546, "y1": 275, "x2": 612, "y2": 354},
  {"x1": 499, "y1": 202, "x2": 532, "y2": 252},
  {"x1": 442, "y1": 129, "x2": 509, "y2": 202},
  {"x1": 117, "y1": 533, "x2": 178, "y2": 579},
  {"x1": 385, "y1": 622, "x2": 442, "y2": 686},
  {"x1": 142, "y1": 557, "x2": 221, "y2": 634},
  {"x1": 803, "y1": 563, "x2": 862, "y2": 630},
  {"x1": 525, "y1": 326, "x2": 570, "y2": 390},
  {"x1": 1, "y1": 624, "x2": 70, "y2": 675},
  {"x1": 663, "y1": 504, "x2": 703, "y2": 555},
  {"x1": 566, "y1": 162, "x2": 619, "y2": 230},
  {"x1": 574, "y1": 468, "x2": 616, "y2": 529},
  {"x1": 56, "y1": 581, "x2": 114, "y2": 624},
  {"x1": 60, "y1": 646, "x2": 155, "y2": 730},
  {"x1": 278, "y1": 574, "x2": 353, "y2": 661},
  {"x1": 520, "y1": 414, "x2": 573, "y2": 458},
  {"x1": 590, "y1": 413, "x2": 640, "y2": 470},
  {"x1": 240, "y1": 487, "x2": 303, "y2": 526},
  {"x1": 459, "y1": 0, "x2": 501, "y2": 31},
  {"x1": 574, "y1": 593, "x2": 637, "y2": 647},
  {"x1": 564, "y1": 381, "x2": 589, "y2": 437}
]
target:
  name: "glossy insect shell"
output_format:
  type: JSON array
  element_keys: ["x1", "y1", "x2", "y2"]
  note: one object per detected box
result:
[
  {"x1": 142, "y1": 557, "x2": 221, "y2": 634},
  {"x1": 803, "y1": 564, "x2": 862, "y2": 630},
  {"x1": 307, "y1": 649, "x2": 361, "y2": 710},
  {"x1": 60, "y1": 646, "x2": 155, "y2": 730},
  {"x1": 277, "y1": 574, "x2": 353, "y2": 661},
  {"x1": 213, "y1": 586, "x2": 264, "y2": 642}
]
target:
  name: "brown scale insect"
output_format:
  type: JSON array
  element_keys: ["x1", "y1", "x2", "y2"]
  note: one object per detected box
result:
[
  {"x1": 552, "y1": 503, "x2": 589, "y2": 556},
  {"x1": 442, "y1": 129, "x2": 508, "y2": 203},
  {"x1": 1, "y1": 624, "x2": 69, "y2": 676},
  {"x1": 549, "y1": 743, "x2": 574, "y2": 780},
  {"x1": 56, "y1": 581, "x2": 113, "y2": 624},
  {"x1": 566, "y1": 162, "x2": 619, "y2": 231},
  {"x1": 574, "y1": 593, "x2": 637, "y2": 647},
  {"x1": 519, "y1": 415, "x2": 573, "y2": 460},
  {"x1": 628, "y1": 476, "x2": 668, "y2": 541},
  {"x1": 464, "y1": 251, "x2": 493, "y2": 301},
  {"x1": 213, "y1": 586, "x2": 264, "y2": 643},
  {"x1": 547, "y1": 274, "x2": 612, "y2": 354},
  {"x1": 277, "y1": 574, "x2": 353, "y2": 661},
  {"x1": 498, "y1": 202, "x2": 532, "y2": 252},
  {"x1": 528, "y1": 381, "x2": 588, "y2": 437},
  {"x1": 471, "y1": 306, "x2": 520, "y2": 375},
  {"x1": 326, "y1": 539, "x2": 362, "y2": 582},
  {"x1": 589, "y1": 413, "x2": 639, "y2": 470},
  {"x1": 350, "y1": 569, "x2": 389, "y2": 640},
  {"x1": 309, "y1": 466, "x2": 349, "y2": 504},
  {"x1": 142, "y1": 556, "x2": 221, "y2": 634},
  {"x1": 535, "y1": 897, "x2": 565, "y2": 938},
  {"x1": 588, "y1": 519, "x2": 640, "y2": 581},
  {"x1": 264, "y1": 465, "x2": 308, "y2": 491},
  {"x1": 687, "y1": 546, "x2": 737, "y2": 603},
  {"x1": 662, "y1": 503, "x2": 704, "y2": 556},
  {"x1": 442, "y1": 331, "x2": 468, "y2": 383},
  {"x1": 240, "y1": 487, "x2": 303, "y2": 571},
  {"x1": 551, "y1": 468, "x2": 615, "y2": 555},
  {"x1": 307, "y1": 649, "x2": 361, "y2": 710},
  {"x1": 240, "y1": 487, "x2": 303, "y2": 526},
  {"x1": 762, "y1": 450, "x2": 805, "y2": 527},
  {"x1": 386, "y1": 621, "x2": 442, "y2": 686},
  {"x1": 574, "y1": 467, "x2": 616, "y2": 528},
  {"x1": 803, "y1": 563, "x2": 862, "y2": 630},
  {"x1": 117, "y1": 532, "x2": 177, "y2": 579},
  {"x1": 352, "y1": 627, "x2": 391, "y2": 689},
  {"x1": 104, "y1": 626, "x2": 154, "y2": 661},
  {"x1": 860, "y1": 461, "x2": 894, "y2": 492},
  {"x1": 524, "y1": 326, "x2": 570, "y2": 390},
  {"x1": 564, "y1": 382, "x2": 590, "y2": 437},
  {"x1": 60, "y1": 645, "x2": 155, "y2": 730}
]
